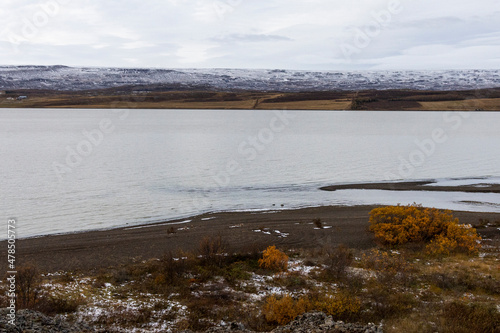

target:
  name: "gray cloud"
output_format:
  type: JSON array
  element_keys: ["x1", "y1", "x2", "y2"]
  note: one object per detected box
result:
[
  {"x1": 0, "y1": 0, "x2": 499, "y2": 69},
  {"x1": 212, "y1": 34, "x2": 293, "y2": 43}
]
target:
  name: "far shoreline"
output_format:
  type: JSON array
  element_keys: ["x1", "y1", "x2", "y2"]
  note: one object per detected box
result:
[{"x1": 2, "y1": 87, "x2": 500, "y2": 111}]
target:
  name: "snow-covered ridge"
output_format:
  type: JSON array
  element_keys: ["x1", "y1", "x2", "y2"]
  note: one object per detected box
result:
[{"x1": 1, "y1": 66, "x2": 499, "y2": 92}]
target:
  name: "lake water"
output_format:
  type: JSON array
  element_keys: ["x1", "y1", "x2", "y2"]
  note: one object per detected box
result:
[{"x1": 1, "y1": 109, "x2": 500, "y2": 239}]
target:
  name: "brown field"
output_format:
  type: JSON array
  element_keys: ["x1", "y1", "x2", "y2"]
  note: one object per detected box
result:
[
  {"x1": 1, "y1": 87, "x2": 500, "y2": 110},
  {"x1": 257, "y1": 99, "x2": 353, "y2": 110},
  {"x1": 416, "y1": 98, "x2": 500, "y2": 111}
]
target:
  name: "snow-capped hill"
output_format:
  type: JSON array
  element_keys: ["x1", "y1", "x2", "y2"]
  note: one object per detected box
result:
[{"x1": 1, "y1": 66, "x2": 499, "y2": 92}]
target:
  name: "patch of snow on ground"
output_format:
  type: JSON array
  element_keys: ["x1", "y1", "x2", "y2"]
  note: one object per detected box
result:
[
  {"x1": 288, "y1": 260, "x2": 315, "y2": 276},
  {"x1": 41, "y1": 277, "x2": 188, "y2": 333}
]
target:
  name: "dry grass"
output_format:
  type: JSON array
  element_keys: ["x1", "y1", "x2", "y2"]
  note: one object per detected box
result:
[{"x1": 417, "y1": 98, "x2": 500, "y2": 111}]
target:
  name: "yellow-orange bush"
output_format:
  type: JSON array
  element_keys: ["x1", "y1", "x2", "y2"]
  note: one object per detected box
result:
[
  {"x1": 262, "y1": 292, "x2": 360, "y2": 325},
  {"x1": 259, "y1": 246, "x2": 288, "y2": 271},
  {"x1": 262, "y1": 294, "x2": 311, "y2": 325},
  {"x1": 426, "y1": 223, "x2": 481, "y2": 255},
  {"x1": 314, "y1": 292, "x2": 361, "y2": 319},
  {"x1": 369, "y1": 204, "x2": 481, "y2": 255}
]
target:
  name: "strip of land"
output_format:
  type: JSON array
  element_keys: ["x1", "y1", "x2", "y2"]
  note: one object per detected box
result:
[
  {"x1": 2, "y1": 205, "x2": 499, "y2": 273},
  {"x1": 2, "y1": 87, "x2": 500, "y2": 110},
  {"x1": 320, "y1": 180, "x2": 500, "y2": 193}
]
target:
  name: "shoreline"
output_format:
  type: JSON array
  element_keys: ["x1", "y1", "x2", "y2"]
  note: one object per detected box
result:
[
  {"x1": 2, "y1": 204, "x2": 499, "y2": 273},
  {"x1": 320, "y1": 180, "x2": 500, "y2": 193},
  {"x1": 6, "y1": 177, "x2": 500, "y2": 243},
  {"x1": 3, "y1": 106, "x2": 500, "y2": 112}
]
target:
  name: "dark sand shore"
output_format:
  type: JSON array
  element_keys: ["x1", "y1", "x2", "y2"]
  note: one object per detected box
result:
[
  {"x1": 2, "y1": 205, "x2": 499, "y2": 273},
  {"x1": 320, "y1": 181, "x2": 500, "y2": 193}
]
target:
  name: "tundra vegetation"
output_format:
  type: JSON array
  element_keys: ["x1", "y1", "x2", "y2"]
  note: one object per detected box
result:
[{"x1": 1, "y1": 205, "x2": 499, "y2": 332}]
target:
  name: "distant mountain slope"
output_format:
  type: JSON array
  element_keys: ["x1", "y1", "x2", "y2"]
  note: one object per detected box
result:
[{"x1": 1, "y1": 66, "x2": 499, "y2": 92}]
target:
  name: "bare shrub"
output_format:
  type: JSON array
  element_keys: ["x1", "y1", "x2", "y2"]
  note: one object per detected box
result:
[
  {"x1": 110, "y1": 267, "x2": 133, "y2": 284},
  {"x1": 198, "y1": 235, "x2": 227, "y2": 267},
  {"x1": 322, "y1": 244, "x2": 353, "y2": 281},
  {"x1": 16, "y1": 264, "x2": 41, "y2": 309},
  {"x1": 362, "y1": 249, "x2": 414, "y2": 287},
  {"x1": 36, "y1": 296, "x2": 83, "y2": 315},
  {"x1": 159, "y1": 251, "x2": 186, "y2": 285}
]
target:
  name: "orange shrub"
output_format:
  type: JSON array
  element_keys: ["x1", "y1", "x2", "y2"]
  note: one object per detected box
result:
[
  {"x1": 369, "y1": 204, "x2": 481, "y2": 255},
  {"x1": 262, "y1": 294, "x2": 310, "y2": 325},
  {"x1": 314, "y1": 292, "x2": 360, "y2": 319},
  {"x1": 426, "y1": 223, "x2": 481, "y2": 255},
  {"x1": 259, "y1": 246, "x2": 289, "y2": 271},
  {"x1": 263, "y1": 292, "x2": 360, "y2": 325}
]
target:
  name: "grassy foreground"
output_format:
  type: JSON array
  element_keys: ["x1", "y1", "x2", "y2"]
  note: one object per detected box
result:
[{"x1": 2, "y1": 87, "x2": 500, "y2": 110}]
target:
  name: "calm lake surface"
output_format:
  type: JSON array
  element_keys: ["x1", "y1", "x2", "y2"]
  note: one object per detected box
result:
[{"x1": 1, "y1": 109, "x2": 500, "y2": 238}]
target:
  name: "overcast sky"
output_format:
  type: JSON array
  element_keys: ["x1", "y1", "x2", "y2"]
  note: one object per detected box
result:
[{"x1": 0, "y1": 0, "x2": 499, "y2": 70}]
